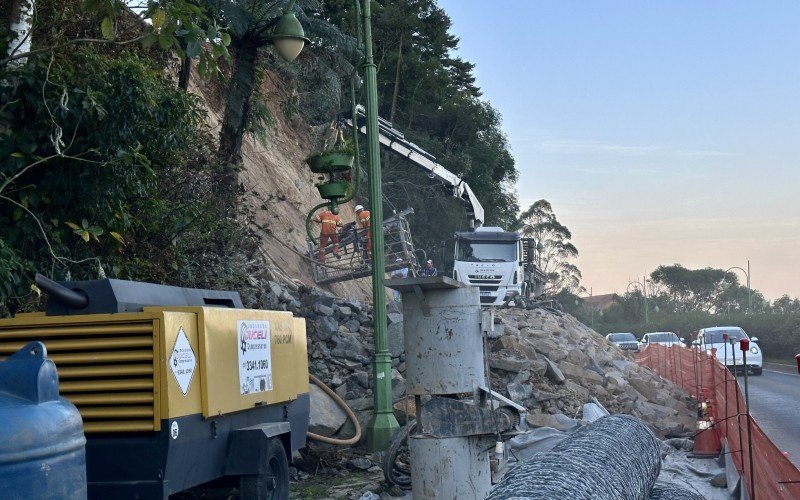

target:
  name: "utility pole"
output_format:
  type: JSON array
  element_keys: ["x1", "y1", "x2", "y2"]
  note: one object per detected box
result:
[
  {"x1": 360, "y1": 0, "x2": 400, "y2": 451},
  {"x1": 643, "y1": 276, "x2": 649, "y2": 325}
]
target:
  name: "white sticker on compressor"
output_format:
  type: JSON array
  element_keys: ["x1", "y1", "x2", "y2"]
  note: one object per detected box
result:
[
  {"x1": 169, "y1": 327, "x2": 197, "y2": 396},
  {"x1": 237, "y1": 320, "x2": 273, "y2": 395}
]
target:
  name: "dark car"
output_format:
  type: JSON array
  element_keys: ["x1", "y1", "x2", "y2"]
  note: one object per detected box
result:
[{"x1": 606, "y1": 332, "x2": 640, "y2": 352}]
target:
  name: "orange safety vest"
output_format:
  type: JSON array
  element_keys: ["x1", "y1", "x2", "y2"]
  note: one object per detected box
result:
[
  {"x1": 357, "y1": 210, "x2": 371, "y2": 229},
  {"x1": 314, "y1": 210, "x2": 342, "y2": 235}
]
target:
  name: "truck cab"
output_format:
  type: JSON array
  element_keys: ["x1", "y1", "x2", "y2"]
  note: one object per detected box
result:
[{"x1": 453, "y1": 227, "x2": 525, "y2": 306}]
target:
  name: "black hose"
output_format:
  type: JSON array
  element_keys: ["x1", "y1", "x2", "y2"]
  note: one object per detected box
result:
[
  {"x1": 487, "y1": 415, "x2": 661, "y2": 500},
  {"x1": 35, "y1": 273, "x2": 88, "y2": 309},
  {"x1": 383, "y1": 421, "x2": 415, "y2": 490}
]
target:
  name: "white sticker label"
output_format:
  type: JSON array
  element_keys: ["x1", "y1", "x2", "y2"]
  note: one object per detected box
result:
[
  {"x1": 169, "y1": 327, "x2": 197, "y2": 396},
  {"x1": 170, "y1": 421, "x2": 179, "y2": 439},
  {"x1": 237, "y1": 320, "x2": 273, "y2": 395}
]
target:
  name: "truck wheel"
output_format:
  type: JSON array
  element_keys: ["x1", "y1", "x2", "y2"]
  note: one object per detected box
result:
[
  {"x1": 239, "y1": 438, "x2": 289, "y2": 500},
  {"x1": 752, "y1": 367, "x2": 763, "y2": 376}
]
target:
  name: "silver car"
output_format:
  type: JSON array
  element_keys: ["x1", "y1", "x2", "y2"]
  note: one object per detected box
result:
[
  {"x1": 640, "y1": 332, "x2": 685, "y2": 349},
  {"x1": 606, "y1": 332, "x2": 640, "y2": 352}
]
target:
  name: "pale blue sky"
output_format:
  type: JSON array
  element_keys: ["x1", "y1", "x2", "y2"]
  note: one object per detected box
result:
[{"x1": 438, "y1": 0, "x2": 800, "y2": 299}]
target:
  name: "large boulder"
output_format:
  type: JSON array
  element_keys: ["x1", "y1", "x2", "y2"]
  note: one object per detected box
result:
[{"x1": 308, "y1": 383, "x2": 347, "y2": 436}]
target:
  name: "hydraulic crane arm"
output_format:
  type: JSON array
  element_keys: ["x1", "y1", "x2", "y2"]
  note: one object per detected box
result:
[{"x1": 345, "y1": 105, "x2": 485, "y2": 227}]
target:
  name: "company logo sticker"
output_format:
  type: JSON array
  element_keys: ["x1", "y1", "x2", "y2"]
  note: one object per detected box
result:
[{"x1": 237, "y1": 320, "x2": 273, "y2": 395}]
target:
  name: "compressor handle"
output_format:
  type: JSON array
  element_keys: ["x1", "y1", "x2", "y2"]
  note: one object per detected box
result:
[{"x1": 35, "y1": 273, "x2": 89, "y2": 309}]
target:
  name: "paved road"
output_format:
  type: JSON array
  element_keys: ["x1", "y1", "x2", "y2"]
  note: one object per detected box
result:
[{"x1": 740, "y1": 368, "x2": 800, "y2": 468}]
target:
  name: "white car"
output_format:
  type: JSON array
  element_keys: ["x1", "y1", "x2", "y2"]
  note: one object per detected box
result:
[
  {"x1": 696, "y1": 326, "x2": 762, "y2": 376},
  {"x1": 605, "y1": 332, "x2": 640, "y2": 352},
  {"x1": 640, "y1": 332, "x2": 685, "y2": 349}
]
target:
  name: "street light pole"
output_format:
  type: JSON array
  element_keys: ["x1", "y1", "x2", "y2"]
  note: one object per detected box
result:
[
  {"x1": 628, "y1": 278, "x2": 648, "y2": 324},
  {"x1": 725, "y1": 263, "x2": 752, "y2": 313},
  {"x1": 359, "y1": 0, "x2": 400, "y2": 451}
]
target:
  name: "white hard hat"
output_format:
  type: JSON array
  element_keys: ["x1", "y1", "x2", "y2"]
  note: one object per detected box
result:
[
  {"x1": 426, "y1": 260, "x2": 432, "y2": 264},
  {"x1": 355, "y1": 204, "x2": 364, "y2": 212}
]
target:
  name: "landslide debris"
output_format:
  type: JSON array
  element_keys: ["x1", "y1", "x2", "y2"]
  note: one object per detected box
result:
[
  {"x1": 489, "y1": 307, "x2": 697, "y2": 438},
  {"x1": 251, "y1": 280, "x2": 698, "y2": 498}
]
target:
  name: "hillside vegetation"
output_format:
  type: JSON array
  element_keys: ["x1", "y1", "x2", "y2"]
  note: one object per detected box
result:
[{"x1": 0, "y1": 0, "x2": 518, "y2": 314}]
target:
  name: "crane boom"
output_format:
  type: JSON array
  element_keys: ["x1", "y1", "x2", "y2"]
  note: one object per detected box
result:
[{"x1": 345, "y1": 105, "x2": 485, "y2": 227}]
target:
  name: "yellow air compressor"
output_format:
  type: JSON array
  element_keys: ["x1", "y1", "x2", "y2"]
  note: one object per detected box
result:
[{"x1": 0, "y1": 274, "x2": 310, "y2": 499}]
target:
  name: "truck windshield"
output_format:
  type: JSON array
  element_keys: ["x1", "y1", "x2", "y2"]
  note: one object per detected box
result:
[{"x1": 456, "y1": 242, "x2": 517, "y2": 263}]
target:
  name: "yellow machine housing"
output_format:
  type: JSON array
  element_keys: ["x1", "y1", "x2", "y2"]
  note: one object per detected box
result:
[{"x1": 0, "y1": 297, "x2": 310, "y2": 499}]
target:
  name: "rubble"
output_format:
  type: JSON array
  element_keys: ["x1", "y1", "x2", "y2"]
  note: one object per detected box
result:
[
  {"x1": 489, "y1": 307, "x2": 697, "y2": 438},
  {"x1": 256, "y1": 279, "x2": 697, "y2": 498}
]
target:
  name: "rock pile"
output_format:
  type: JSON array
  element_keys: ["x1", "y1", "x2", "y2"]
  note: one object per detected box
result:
[
  {"x1": 258, "y1": 279, "x2": 406, "y2": 442},
  {"x1": 489, "y1": 307, "x2": 696, "y2": 437},
  {"x1": 262, "y1": 279, "x2": 695, "y2": 443}
]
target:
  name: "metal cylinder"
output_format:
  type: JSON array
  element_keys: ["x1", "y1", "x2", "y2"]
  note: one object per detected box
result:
[
  {"x1": 409, "y1": 435, "x2": 492, "y2": 500},
  {"x1": 402, "y1": 286, "x2": 485, "y2": 394}
]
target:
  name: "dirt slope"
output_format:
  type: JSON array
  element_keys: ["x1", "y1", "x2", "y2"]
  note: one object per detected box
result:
[{"x1": 187, "y1": 68, "x2": 373, "y2": 301}]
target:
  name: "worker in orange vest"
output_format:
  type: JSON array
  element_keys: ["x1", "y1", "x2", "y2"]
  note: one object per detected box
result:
[
  {"x1": 313, "y1": 208, "x2": 342, "y2": 261},
  {"x1": 355, "y1": 204, "x2": 371, "y2": 260}
]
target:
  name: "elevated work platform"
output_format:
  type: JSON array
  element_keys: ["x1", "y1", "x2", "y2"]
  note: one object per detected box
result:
[{"x1": 308, "y1": 209, "x2": 420, "y2": 285}]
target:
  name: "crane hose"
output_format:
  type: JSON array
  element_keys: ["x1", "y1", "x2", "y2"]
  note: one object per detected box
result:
[{"x1": 306, "y1": 374, "x2": 362, "y2": 446}]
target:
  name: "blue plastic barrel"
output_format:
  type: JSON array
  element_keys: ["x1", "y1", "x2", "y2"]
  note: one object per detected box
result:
[{"x1": 0, "y1": 341, "x2": 87, "y2": 499}]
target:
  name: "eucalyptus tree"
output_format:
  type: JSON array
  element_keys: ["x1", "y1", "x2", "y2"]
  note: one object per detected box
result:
[{"x1": 519, "y1": 199, "x2": 582, "y2": 294}]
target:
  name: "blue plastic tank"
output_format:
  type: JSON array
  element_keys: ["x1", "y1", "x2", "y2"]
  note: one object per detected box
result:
[{"x1": 0, "y1": 341, "x2": 87, "y2": 498}]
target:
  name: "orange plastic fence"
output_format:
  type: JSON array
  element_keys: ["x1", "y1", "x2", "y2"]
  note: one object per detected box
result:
[{"x1": 636, "y1": 344, "x2": 800, "y2": 499}]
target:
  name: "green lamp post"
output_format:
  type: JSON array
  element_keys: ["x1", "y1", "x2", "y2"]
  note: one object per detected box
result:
[
  {"x1": 356, "y1": 0, "x2": 400, "y2": 452},
  {"x1": 300, "y1": 0, "x2": 400, "y2": 451}
]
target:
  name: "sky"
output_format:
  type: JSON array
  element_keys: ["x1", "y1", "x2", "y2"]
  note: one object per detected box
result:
[{"x1": 438, "y1": 0, "x2": 800, "y2": 300}]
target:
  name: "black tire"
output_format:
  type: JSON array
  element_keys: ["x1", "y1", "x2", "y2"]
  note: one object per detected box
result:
[
  {"x1": 752, "y1": 367, "x2": 763, "y2": 376},
  {"x1": 239, "y1": 437, "x2": 289, "y2": 500}
]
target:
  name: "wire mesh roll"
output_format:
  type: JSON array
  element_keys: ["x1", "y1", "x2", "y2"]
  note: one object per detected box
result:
[{"x1": 487, "y1": 415, "x2": 662, "y2": 500}]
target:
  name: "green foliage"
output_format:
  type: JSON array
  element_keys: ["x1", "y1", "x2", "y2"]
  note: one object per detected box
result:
[
  {"x1": 519, "y1": 199, "x2": 582, "y2": 293},
  {"x1": 595, "y1": 308, "x2": 800, "y2": 363},
  {"x1": 4, "y1": 0, "x2": 231, "y2": 78},
  {"x1": 322, "y1": 0, "x2": 519, "y2": 229},
  {"x1": 578, "y1": 263, "x2": 799, "y2": 361},
  {"x1": 0, "y1": 47, "x2": 256, "y2": 314},
  {"x1": 0, "y1": 239, "x2": 35, "y2": 314}
]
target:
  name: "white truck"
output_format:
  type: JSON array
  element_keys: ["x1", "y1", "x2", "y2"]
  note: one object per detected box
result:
[{"x1": 453, "y1": 227, "x2": 545, "y2": 306}]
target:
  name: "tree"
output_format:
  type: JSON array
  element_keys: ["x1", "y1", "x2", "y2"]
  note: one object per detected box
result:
[
  {"x1": 771, "y1": 295, "x2": 800, "y2": 314},
  {"x1": 322, "y1": 0, "x2": 519, "y2": 229},
  {"x1": 1, "y1": 0, "x2": 229, "y2": 69},
  {"x1": 519, "y1": 199, "x2": 582, "y2": 294}
]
